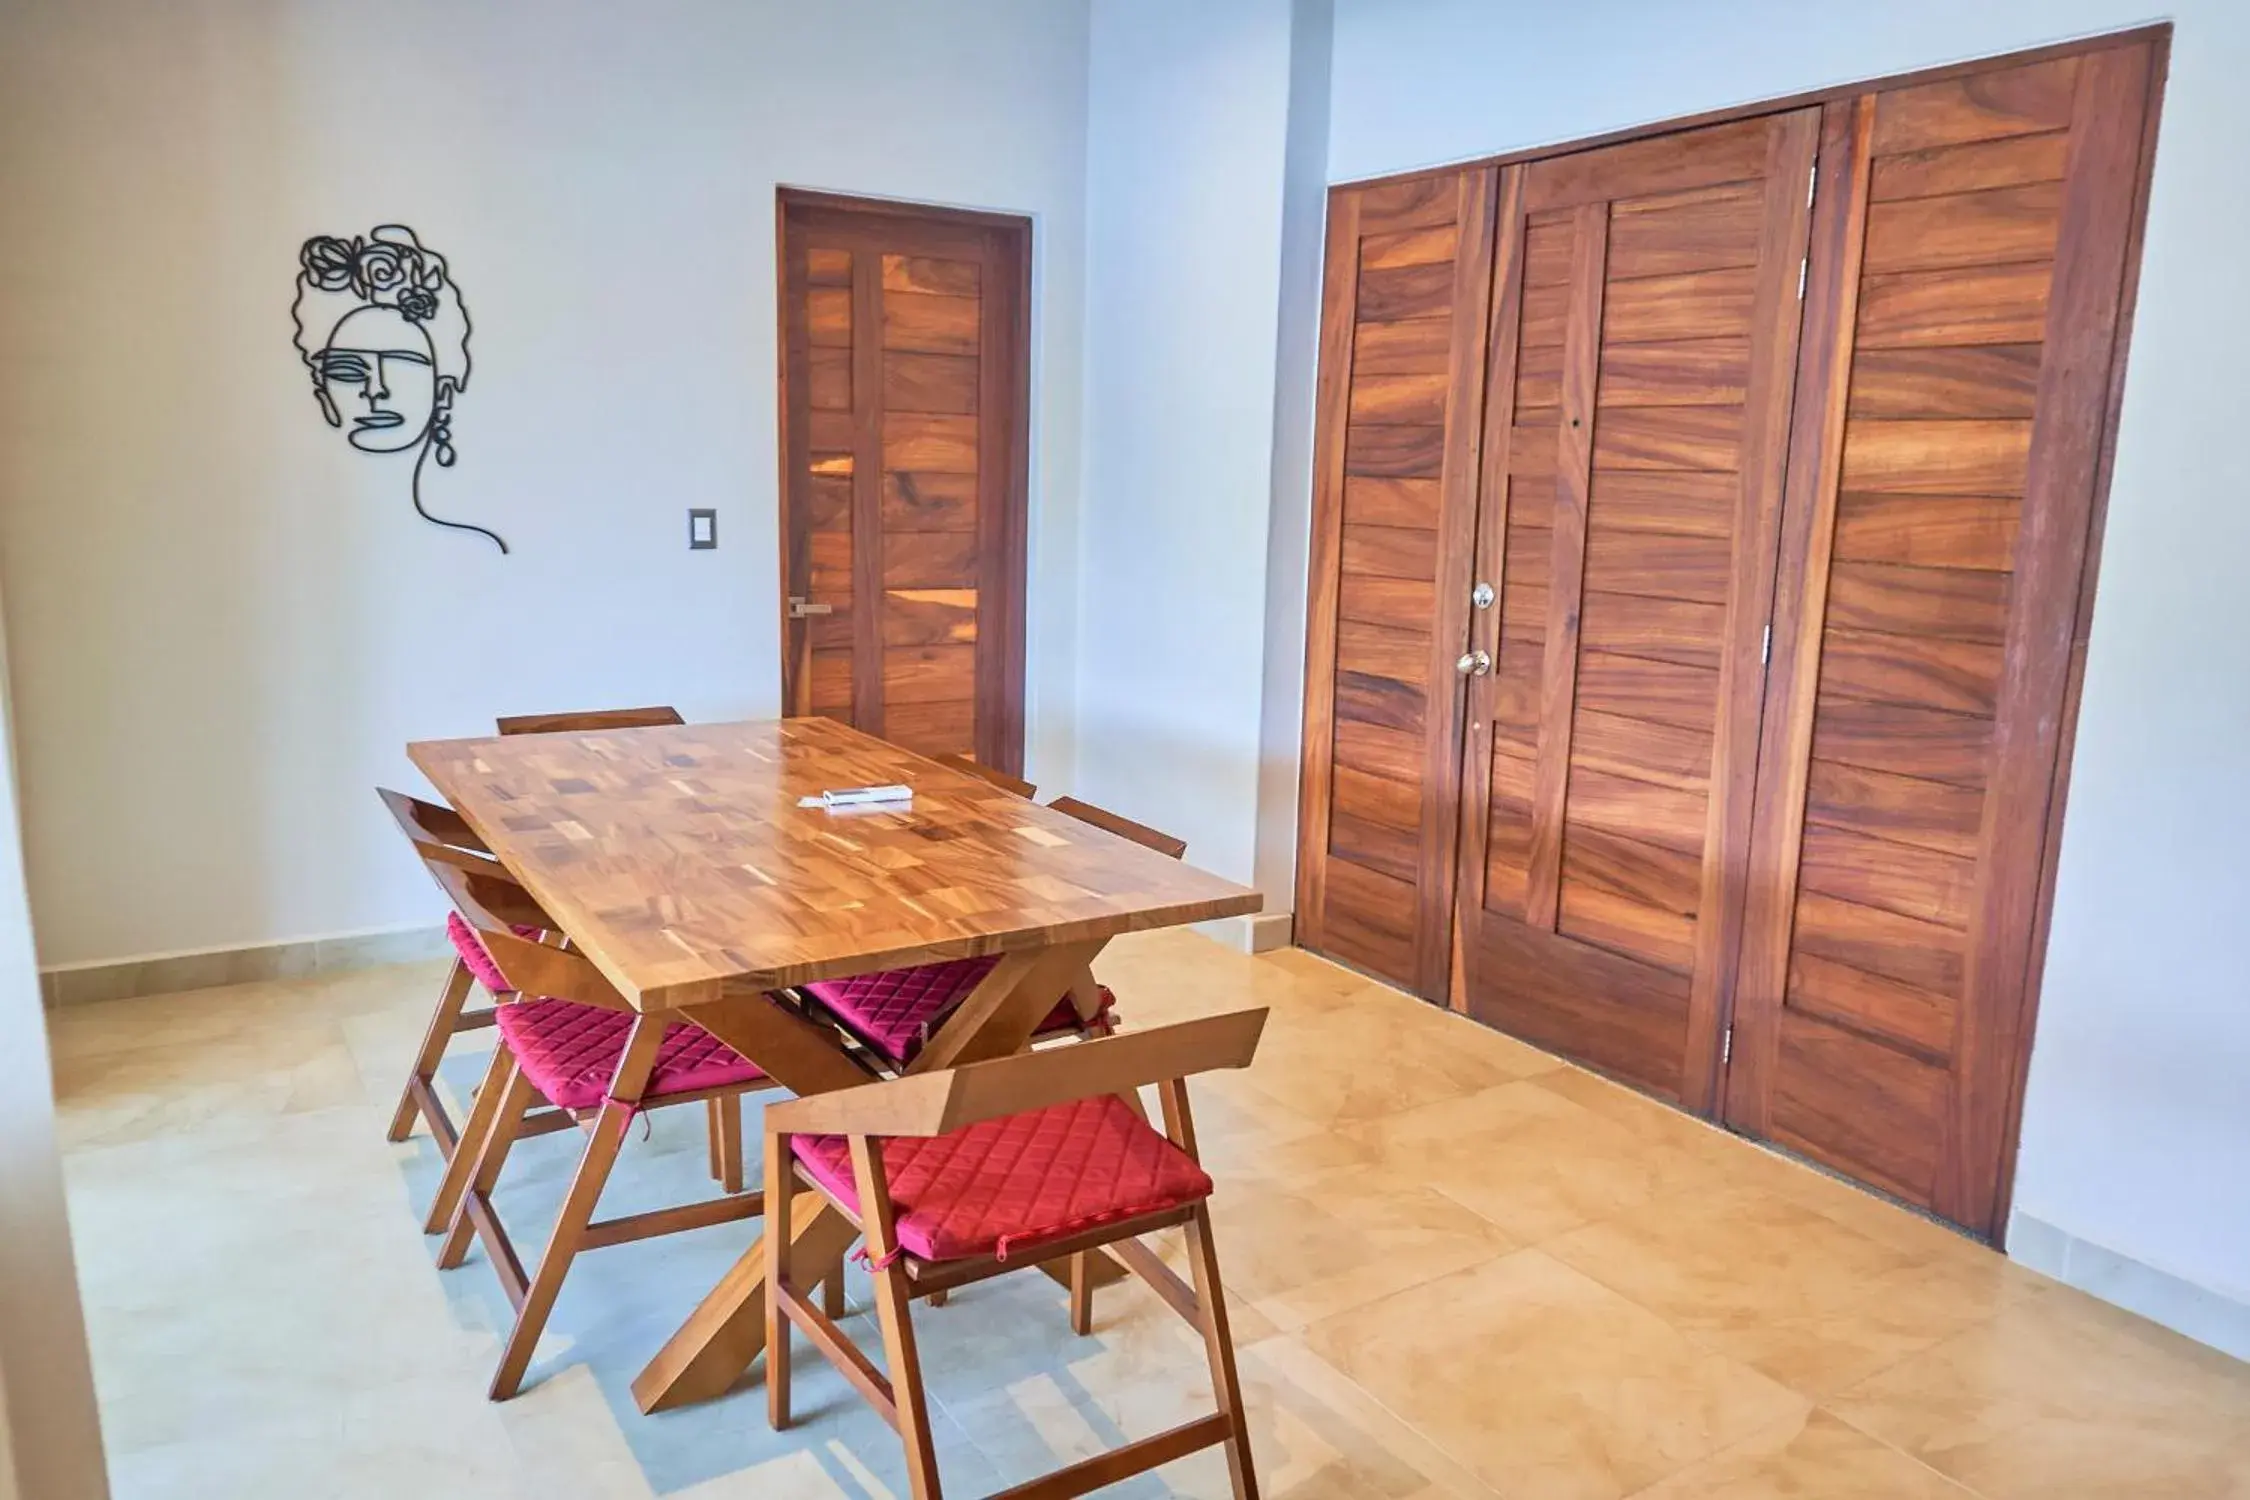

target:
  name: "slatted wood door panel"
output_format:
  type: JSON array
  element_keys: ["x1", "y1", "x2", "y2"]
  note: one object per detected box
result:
[
  {"x1": 1452, "y1": 112, "x2": 1819, "y2": 1106},
  {"x1": 1295, "y1": 167, "x2": 1498, "y2": 996},
  {"x1": 1726, "y1": 40, "x2": 2162, "y2": 1233},
  {"x1": 778, "y1": 192, "x2": 1030, "y2": 774}
]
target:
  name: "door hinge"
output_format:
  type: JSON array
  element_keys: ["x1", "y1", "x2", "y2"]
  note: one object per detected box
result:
[
  {"x1": 1807, "y1": 161, "x2": 1819, "y2": 209},
  {"x1": 1722, "y1": 1025, "x2": 1734, "y2": 1065},
  {"x1": 1761, "y1": 623, "x2": 1772, "y2": 666},
  {"x1": 1796, "y1": 257, "x2": 1807, "y2": 300}
]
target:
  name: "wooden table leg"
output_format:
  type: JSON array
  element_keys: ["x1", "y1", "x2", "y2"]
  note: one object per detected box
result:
[{"x1": 631, "y1": 1193, "x2": 861, "y2": 1413}]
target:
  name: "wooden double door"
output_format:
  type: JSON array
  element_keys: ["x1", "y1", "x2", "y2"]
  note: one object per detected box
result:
[
  {"x1": 1295, "y1": 33, "x2": 2165, "y2": 1237},
  {"x1": 777, "y1": 190, "x2": 1032, "y2": 774}
]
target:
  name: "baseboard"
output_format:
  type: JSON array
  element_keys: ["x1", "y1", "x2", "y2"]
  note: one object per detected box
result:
[
  {"x1": 2008, "y1": 1209, "x2": 2250, "y2": 1362},
  {"x1": 1192, "y1": 911, "x2": 1295, "y2": 955},
  {"x1": 40, "y1": 924, "x2": 452, "y2": 1008}
]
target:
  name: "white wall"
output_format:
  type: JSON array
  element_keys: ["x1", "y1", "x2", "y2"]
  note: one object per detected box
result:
[
  {"x1": 1331, "y1": 0, "x2": 2250, "y2": 1321},
  {"x1": 1075, "y1": 0, "x2": 1329, "y2": 899},
  {"x1": 0, "y1": 0, "x2": 1090, "y2": 968},
  {"x1": 0, "y1": 612, "x2": 109, "y2": 1496}
]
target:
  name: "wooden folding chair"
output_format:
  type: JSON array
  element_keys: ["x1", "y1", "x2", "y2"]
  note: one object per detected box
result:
[
  {"x1": 377, "y1": 787, "x2": 560, "y2": 1163},
  {"x1": 764, "y1": 1008, "x2": 1268, "y2": 1500},
  {"x1": 377, "y1": 782, "x2": 749, "y2": 1196},
  {"x1": 931, "y1": 751, "x2": 1036, "y2": 800},
  {"x1": 493, "y1": 704, "x2": 686, "y2": 736},
  {"x1": 789, "y1": 795, "x2": 1189, "y2": 1321},
  {"x1": 422, "y1": 857, "x2": 793, "y2": 1400}
]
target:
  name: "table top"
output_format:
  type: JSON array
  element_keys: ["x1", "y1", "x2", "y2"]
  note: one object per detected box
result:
[{"x1": 408, "y1": 717, "x2": 1262, "y2": 1009}]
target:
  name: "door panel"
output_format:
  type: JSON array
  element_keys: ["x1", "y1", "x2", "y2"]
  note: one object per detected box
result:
[
  {"x1": 1726, "y1": 41, "x2": 2161, "y2": 1233},
  {"x1": 779, "y1": 193, "x2": 1029, "y2": 773},
  {"x1": 1296, "y1": 166, "x2": 1498, "y2": 996},
  {"x1": 1454, "y1": 111, "x2": 1820, "y2": 1108}
]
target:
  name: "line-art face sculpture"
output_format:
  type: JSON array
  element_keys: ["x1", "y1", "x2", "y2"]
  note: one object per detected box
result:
[{"x1": 291, "y1": 226, "x2": 508, "y2": 553}]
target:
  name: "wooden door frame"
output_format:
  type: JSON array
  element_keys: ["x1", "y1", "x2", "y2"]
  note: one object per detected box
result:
[
  {"x1": 775, "y1": 187, "x2": 1033, "y2": 776},
  {"x1": 1297, "y1": 22, "x2": 2169, "y2": 1244}
]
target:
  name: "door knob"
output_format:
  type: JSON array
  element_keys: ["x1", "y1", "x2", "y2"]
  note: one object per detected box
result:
[
  {"x1": 787, "y1": 596, "x2": 834, "y2": 618},
  {"x1": 1471, "y1": 581, "x2": 1496, "y2": 609},
  {"x1": 1456, "y1": 649, "x2": 1493, "y2": 677}
]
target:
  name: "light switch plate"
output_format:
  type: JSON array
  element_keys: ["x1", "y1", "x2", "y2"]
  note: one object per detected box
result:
[{"x1": 688, "y1": 508, "x2": 717, "y2": 550}]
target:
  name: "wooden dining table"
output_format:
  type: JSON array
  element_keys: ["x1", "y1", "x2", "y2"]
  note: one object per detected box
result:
[{"x1": 408, "y1": 715, "x2": 1261, "y2": 1412}]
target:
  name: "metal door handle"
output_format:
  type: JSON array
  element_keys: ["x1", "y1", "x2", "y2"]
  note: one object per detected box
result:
[
  {"x1": 788, "y1": 596, "x2": 834, "y2": 618},
  {"x1": 1456, "y1": 649, "x2": 1492, "y2": 677}
]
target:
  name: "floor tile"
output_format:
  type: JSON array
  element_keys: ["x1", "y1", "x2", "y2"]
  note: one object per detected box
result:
[
  {"x1": 1627, "y1": 1407, "x2": 1976, "y2": 1498},
  {"x1": 1300, "y1": 1250, "x2": 1809, "y2": 1500}
]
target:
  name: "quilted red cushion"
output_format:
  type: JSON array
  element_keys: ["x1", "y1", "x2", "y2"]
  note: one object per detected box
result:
[
  {"x1": 803, "y1": 956, "x2": 1116, "y2": 1064},
  {"x1": 791, "y1": 1094, "x2": 1211, "y2": 1263},
  {"x1": 446, "y1": 912, "x2": 545, "y2": 994},
  {"x1": 494, "y1": 998, "x2": 766, "y2": 1110}
]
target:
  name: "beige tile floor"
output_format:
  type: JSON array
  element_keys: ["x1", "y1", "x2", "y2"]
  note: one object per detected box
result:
[{"x1": 49, "y1": 930, "x2": 2250, "y2": 1499}]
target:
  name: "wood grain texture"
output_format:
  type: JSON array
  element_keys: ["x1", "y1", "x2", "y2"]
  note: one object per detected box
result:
[
  {"x1": 1293, "y1": 180, "x2": 1369, "y2": 964},
  {"x1": 1855, "y1": 263, "x2": 2052, "y2": 347},
  {"x1": 1869, "y1": 131, "x2": 2070, "y2": 201},
  {"x1": 1587, "y1": 470, "x2": 1737, "y2": 537},
  {"x1": 1943, "y1": 39, "x2": 2158, "y2": 1233},
  {"x1": 1525, "y1": 200, "x2": 1607, "y2": 931},
  {"x1": 1847, "y1": 345, "x2": 2042, "y2": 418},
  {"x1": 1598, "y1": 338, "x2": 1751, "y2": 406},
  {"x1": 414, "y1": 718, "x2": 1259, "y2": 1008},
  {"x1": 1860, "y1": 181, "x2": 2063, "y2": 273},
  {"x1": 1870, "y1": 55, "x2": 2080, "y2": 156}
]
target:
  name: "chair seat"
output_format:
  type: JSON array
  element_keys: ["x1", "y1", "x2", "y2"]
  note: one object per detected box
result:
[
  {"x1": 446, "y1": 910, "x2": 544, "y2": 994},
  {"x1": 792, "y1": 1095, "x2": 1211, "y2": 1264},
  {"x1": 802, "y1": 956, "x2": 1116, "y2": 1064},
  {"x1": 494, "y1": 998, "x2": 767, "y2": 1111}
]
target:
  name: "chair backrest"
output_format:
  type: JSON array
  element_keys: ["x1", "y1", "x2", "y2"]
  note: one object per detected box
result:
[
  {"x1": 1045, "y1": 796, "x2": 1188, "y2": 861},
  {"x1": 933, "y1": 752, "x2": 1036, "y2": 799},
  {"x1": 422, "y1": 855, "x2": 629, "y2": 1012},
  {"x1": 494, "y1": 705, "x2": 685, "y2": 736},
  {"x1": 765, "y1": 1007, "x2": 1266, "y2": 1141},
  {"x1": 376, "y1": 786, "x2": 496, "y2": 873}
]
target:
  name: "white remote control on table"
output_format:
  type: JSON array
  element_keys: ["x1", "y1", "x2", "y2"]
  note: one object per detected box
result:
[{"x1": 797, "y1": 785, "x2": 914, "y2": 810}]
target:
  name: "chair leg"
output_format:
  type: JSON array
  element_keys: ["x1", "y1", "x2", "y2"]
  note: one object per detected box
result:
[
  {"x1": 488, "y1": 1017, "x2": 665, "y2": 1401},
  {"x1": 487, "y1": 1100, "x2": 630, "y2": 1399},
  {"x1": 438, "y1": 1060, "x2": 536, "y2": 1269},
  {"x1": 764, "y1": 1132, "x2": 793, "y2": 1431},
  {"x1": 705, "y1": 1098, "x2": 724, "y2": 1183},
  {"x1": 1185, "y1": 1204, "x2": 1258, "y2": 1500},
  {"x1": 850, "y1": 1136, "x2": 942, "y2": 1499},
  {"x1": 424, "y1": 1043, "x2": 513, "y2": 1234},
  {"x1": 717, "y1": 1096, "x2": 745, "y2": 1193},
  {"x1": 869, "y1": 1256, "x2": 943, "y2": 1499},
  {"x1": 388, "y1": 959, "x2": 475, "y2": 1143},
  {"x1": 1069, "y1": 1252, "x2": 1094, "y2": 1336}
]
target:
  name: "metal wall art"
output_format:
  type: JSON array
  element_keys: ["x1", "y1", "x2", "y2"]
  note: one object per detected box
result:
[{"x1": 291, "y1": 225, "x2": 507, "y2": 553}]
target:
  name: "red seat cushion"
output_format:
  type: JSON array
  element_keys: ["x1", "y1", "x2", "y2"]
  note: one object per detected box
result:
[
  {"x1": 802, "y1": 956, "x2": 1115, "y2": 1064},
  {"x1": 791, "y1": 1095, "x2": 1211, "y2": 1264},
  {"x1": 446, "y1": 911, "x2": 545, "y2": 994},
  {"x1": 493, "y1": 998, "x2": 767, "y2": 1110}
]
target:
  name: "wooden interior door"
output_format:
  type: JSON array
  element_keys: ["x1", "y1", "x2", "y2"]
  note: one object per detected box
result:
[
  {"x1": 1451, "y1": 112, "x2": 1820, "y2": 1106},
  {"x1": 1294, "y1": 167, "x2": 1498, "y2": 996},
  {"x1": 778, "y1": 190, "x2": 1030, "y2": 774},
  {"x1": 1725, "y1": 41, "x2": 2164, "y2": 1234}
]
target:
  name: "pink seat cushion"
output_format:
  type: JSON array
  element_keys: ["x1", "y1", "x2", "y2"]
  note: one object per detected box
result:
[
  {"x1": 802, "y1": 956, "x2": 1115, "y2": 1064},
  {"x1": 791, "y1": 1094, "x2": 1211, "y2": 1264},
  {"x1": 446, "y1": 911, "x2": 545, "y2": 994},
  {"x1": 493, "y1": 998, "x2": 767, "y2": 1110}
]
